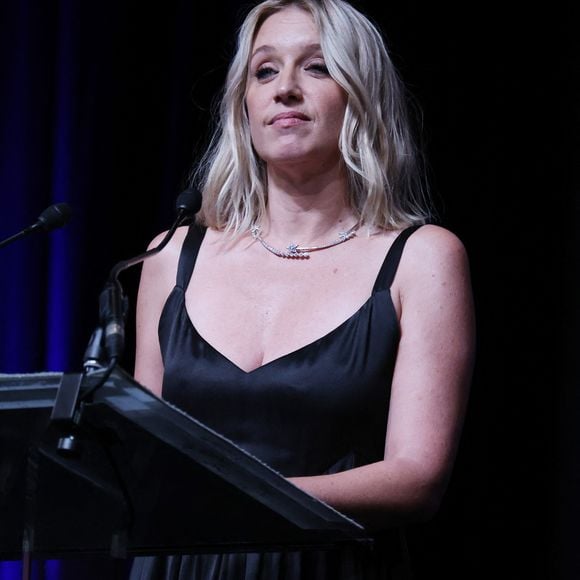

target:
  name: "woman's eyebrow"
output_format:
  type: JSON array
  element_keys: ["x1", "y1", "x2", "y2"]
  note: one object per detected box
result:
[{"x1": 251, "y1": 42, "x2": 322, "y2": 61}]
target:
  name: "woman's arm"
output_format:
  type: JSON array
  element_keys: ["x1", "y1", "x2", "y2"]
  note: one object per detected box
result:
[
  {"x1": 289, "y1": 225, "x2": 476, "y2": 529},
  {"x1": 133, "y1": 228, "x2": 187, "y2": 396}
]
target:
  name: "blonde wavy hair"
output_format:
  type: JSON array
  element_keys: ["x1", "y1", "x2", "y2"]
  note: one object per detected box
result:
[{"x1": 192, "y1": 0, "x2": 433, "y2": 233}]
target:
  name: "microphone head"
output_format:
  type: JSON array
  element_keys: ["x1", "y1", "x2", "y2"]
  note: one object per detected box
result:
[
  {"x1": 175, "y1": 187, "x2": 202, "y2": 216},
  {"x1": 37, "y1": 202, "x2": 73, "y2": 232}
]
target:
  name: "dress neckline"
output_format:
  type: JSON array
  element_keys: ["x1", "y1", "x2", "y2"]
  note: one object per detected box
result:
[
  {"x1": 172, "y1": 224, "x2": 421, "y2": 374},
  {"x1": 179, "y1": 288, "x2": 393, "y2": 375}
]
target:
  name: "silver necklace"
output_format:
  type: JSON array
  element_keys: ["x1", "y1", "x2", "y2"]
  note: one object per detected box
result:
[{"x1": 250, "y1": 224, "x2": 358, "y2": 259}]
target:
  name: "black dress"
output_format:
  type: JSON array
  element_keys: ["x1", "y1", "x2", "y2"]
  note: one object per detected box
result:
[{"x1": 130, "y1": 225, "x2": 420, "y2": 580}]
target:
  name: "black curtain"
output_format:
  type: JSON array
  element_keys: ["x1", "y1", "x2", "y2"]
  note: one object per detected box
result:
[{"x1": 0, "y1": 1, "x2": 577, "y2": 579}]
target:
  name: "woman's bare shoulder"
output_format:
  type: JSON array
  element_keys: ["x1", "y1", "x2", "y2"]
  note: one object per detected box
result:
[
  {"x1": 407, "y1": 223, "x2": 467, "y2": 251},
  {"x1": 143, "y1": 225, "x2": 190, "y2": 272},
  {"x1": 392, "y1": 224, "x2": 471, "y2": 298},
  {"x1": 146, "y1": 225, "x2": 190, "y2": 253},
  {"x1": 402, "y1": 224, "x2": 469, "y2": 268},
  {"x1": 142, "y1": 226, "x2": 188, "y2": 282}
]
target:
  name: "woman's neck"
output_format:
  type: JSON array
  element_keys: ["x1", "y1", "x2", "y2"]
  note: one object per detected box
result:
[{"x1": 263, "y1": 167, "x2": 356, "y2": 244}]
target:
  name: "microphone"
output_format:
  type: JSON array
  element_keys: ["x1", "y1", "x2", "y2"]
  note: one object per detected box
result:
[
  {"x1": 95, "y1": 187, "x2": 202, "y2": 364},
  {"x1": 0, "y1": 202, "x2": 72, "y2": 249},
  {"x1": 51, "y1": 189, "x2": 200, "y2": 447},
  {"x1": 175, "y1": 186, "x2": 202, "y2": 216}
]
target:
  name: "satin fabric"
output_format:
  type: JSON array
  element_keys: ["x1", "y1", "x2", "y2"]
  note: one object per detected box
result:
[{"x1": 130, "y1": 225, "x2": 420, "y2": 580}]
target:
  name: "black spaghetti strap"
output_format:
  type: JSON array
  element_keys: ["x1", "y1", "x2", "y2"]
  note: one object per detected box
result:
[
  {"x1": 373, "y1": 225, "x2": 422, "y2": 291},
  {"x1": 176, "y1": 225, "x2": 206, "y2": 290}
]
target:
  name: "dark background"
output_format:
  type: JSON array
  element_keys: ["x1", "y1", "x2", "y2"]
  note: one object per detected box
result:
[{"x1": 0, "y1": 1, "x2": 577, "y2": 579}]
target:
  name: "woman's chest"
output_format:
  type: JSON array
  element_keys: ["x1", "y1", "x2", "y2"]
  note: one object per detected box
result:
[{"x1": 185, "y1": 242, "x2": 390, "y2": 370}]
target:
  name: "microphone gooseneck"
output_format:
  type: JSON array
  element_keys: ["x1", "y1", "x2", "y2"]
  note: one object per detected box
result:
[
  {"x1": 107, "y1": 187, "x2": 202, "y2": 283},
  {"x1": 96, "y1": 187, "x2": 202, "y2": 363},
  {"x1": 52, "y1": 189, "x2": 200, "y2": 446}
]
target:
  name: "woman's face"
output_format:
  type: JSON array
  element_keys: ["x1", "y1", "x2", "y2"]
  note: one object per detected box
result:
[{"x1": 245, "y1": 6, "x2": 347, "y2": 171}]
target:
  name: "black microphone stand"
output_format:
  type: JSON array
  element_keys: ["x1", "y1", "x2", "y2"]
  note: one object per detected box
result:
[
  {"x1": 19, "y1": 191, "x2": 199, "y2": 579},
  {"x1": 49, "y1": 187, "x2": 202, "y2": 453}
]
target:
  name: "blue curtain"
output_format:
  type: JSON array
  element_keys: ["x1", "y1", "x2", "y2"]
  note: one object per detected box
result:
[
  {"x1": 0, "y1": 0, "x2": 576, "y2": 578},
  {"x1": 0, "y1": 0, "x2": 236, "y2": 372},
  {"x1": 0, "y1": 1, "x2": 233, "y2": 577}
]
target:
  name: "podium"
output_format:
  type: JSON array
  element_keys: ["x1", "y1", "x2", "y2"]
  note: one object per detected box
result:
[{"x1": 0, "y1": 368, "x2": 370, "y2": 561}]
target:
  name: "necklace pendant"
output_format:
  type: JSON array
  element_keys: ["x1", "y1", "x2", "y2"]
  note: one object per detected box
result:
[
  {"x1": 250, "y1": 222, "x2": 356, "y2": 260},
  {"x1": 286, "y1": 243, "x2": 308, "y2": 258}
]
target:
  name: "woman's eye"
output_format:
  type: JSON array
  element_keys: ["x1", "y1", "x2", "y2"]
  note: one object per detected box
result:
[
  {"x1": 307, "y1": 62, "x2": 329, "y2": 75},
  {"x1": 255, "y1": 66, "x2": 277, "y2": 81}
]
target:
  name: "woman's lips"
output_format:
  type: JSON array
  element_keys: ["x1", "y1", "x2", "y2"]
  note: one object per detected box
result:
[{"x1": 269, "y1": 111, "x2": 310, "y2": 127}]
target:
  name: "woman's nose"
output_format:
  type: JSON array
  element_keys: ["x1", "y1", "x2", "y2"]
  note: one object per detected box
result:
[{"x1": 274, "y1": 69, "x2": 303, "y2": 103}]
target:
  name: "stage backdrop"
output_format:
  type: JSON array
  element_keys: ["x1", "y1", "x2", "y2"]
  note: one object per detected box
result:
[{"x1": 0, "y1": 1, "x2": 576, "y2": 579}]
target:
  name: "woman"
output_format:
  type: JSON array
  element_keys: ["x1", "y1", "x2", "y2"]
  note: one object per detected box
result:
[{"x1": 132, "y1": 0, "x2": 475, "y2": 577}]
